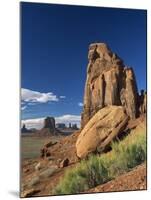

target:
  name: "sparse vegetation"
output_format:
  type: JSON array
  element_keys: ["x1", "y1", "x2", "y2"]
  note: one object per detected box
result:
[
  {"x1": 39, "y1": 167, "x2": 58, "y2": 178},
  {"x1": 21, "y1": 136, "x2": 61, "y2": 159},
  {"x1": 54, "y1": 130, "x2": 146, "y2": 195}
]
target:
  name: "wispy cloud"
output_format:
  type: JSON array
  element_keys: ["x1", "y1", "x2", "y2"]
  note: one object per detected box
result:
[
  {"x1": 60, "y1": 96, "x2": 66, "y2": 99},
  {"x1": 21, "y1": 106, "x2": 27, "y2": 110},
  {"x1": 21, "y1": 114, "x2": 81, "y2": 129},
  {"x1": 78, "y1": 102, "x2": 83, "y2": 107},
  {"x1": 56, "y1": 115, "x2": 81, "y2": 125},
  {"x1": 21, "y1": 88, "x2": 59, "y2": 103}
]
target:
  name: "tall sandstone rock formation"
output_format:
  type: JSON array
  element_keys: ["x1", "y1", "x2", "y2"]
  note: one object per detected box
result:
[{"x1": 81, "y1": 43, "x2": 139, "y2": 128}]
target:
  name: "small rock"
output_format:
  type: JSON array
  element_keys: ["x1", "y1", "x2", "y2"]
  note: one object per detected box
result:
[
  {"x1": 47, "y1": 156, "x2": 54, "y2": 161},
  {"x1": 59, "y1": 158, "x2": 69, "y2": 168},
  {"x1": 140, "y1": 185, "x2": 144, "y2": 190},
  {"x1": 23, "y1": 168, "x2": 30, "y2": 173},
  {"x1": 21, "y1": 189, "x2": 40, "y2": 198},
  {"x1": 39, "y1": 167, "x2": 58, "y2": 178},
  {"x1": 35, "y1": 162, "x2": 41, "y2": 171},
  {"x1": 46, "y1": 151, "x2": 51, "y2": 157},
  {"x1": 40, "y1": 147, "x2": 51, "y2": 158},
  {"x1": 45, "y1": 141, "x2": 57, "y2": 148},
  {"x1": 28, "y1": 176, "x2": 40, "y2": 187},
  {"x1": 49, "y1": 160, "x2": 53, "y2": 165},
  {"x1": 57, "y1": 158, "x2": 62, "y2": 164}
]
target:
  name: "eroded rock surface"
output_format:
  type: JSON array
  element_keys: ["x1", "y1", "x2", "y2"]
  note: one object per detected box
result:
[
  {"x1": 76, "y1": 106, "x2": 128, "y2": 159},
  {"x1": 81, "y1": 43, "x2": 139, "y2": 128},
  {"x1": 139, "y1": 90, "x2": 147, "y2": 114}
]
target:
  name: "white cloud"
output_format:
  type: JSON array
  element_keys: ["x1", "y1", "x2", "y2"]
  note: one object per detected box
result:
[
  {"x1": 78, "y1": 102, "x2": 83, "y2": 107},
  {"x1": 55, "y1": 115, "x2": 81, "y2": 126},
  {"x1": 21, "y1": 117, "x2": 44, "y2": 130},
  {"x1": 27, "y1": 102, "x2": 37, "y2": 106},
  {"x1": 21, "y1": 88, "x2": 59, "y2": 103},
  {"x1": 21, "y1": 114, "x2": 81, "y2": 129},
  {"x1": 21, "y1": 106, "x2": 27, "y2": 110},
  {"x1": 60, "y1": 96, "x2": 66, "y2": 99}
]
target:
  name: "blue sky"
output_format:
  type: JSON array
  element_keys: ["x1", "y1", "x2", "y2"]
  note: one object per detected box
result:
[{"x1": 21, "y1": 2, "x2": 147, "y2": 128}]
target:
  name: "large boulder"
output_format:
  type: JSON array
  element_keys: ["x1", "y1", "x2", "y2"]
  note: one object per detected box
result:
[
  {"x1": 76, "y1": 106, "x2": 128, "y2": 159},
  {"x1": 81, "y1": 43, "x2": 139, "y2": 128}
]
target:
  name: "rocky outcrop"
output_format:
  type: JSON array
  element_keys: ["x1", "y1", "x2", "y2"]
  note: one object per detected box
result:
[
  {"x1": 44, "y1": 117, "x2": 56, "y2": 133},
  {"x1": 139, "y1": 90, "x2": 147, "y2": 114},
  {"x1": 21, "y1": 124, "x2": 32, "y2": 133},
  {"x1": 81, "y1": 43, "x2": 139, "y2": 128},
  {"x1": 76, "y1": 106, "x2": 128, "y2": 159},
  {"x1": 35, "y1": 117, "x2": 57, "y2": 136}
]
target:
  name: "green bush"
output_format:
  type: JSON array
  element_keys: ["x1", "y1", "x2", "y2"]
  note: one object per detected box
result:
[
  {"x1": 53, "y1": 157, "x2": 110, "y2": 195},
  {"x1": 109, "y1": 132, "x2": 146, "y2": 176},
  {"x1": 53, "y1": 131, "x2": 146, "y2": 195}
]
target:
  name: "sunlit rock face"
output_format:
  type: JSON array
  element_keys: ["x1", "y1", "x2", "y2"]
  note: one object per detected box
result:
[{"x1": 81, "y1": 43, "x2": 139, "y2": 128}]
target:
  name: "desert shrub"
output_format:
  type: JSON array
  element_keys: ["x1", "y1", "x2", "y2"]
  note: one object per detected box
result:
[
  {"x1": 54, "y1": 131, "x2": 146, "y2": 195},
  {"x1": 110, "y1": 131, "x2": 146, "y2": 176},
  {"x1": 53, "y1": 156, "x2": 110, "y2": 195},
  {"x1": 84, "y1": 155, "x2": 110, "y2": 187},
  {"x1": 54, "y1": 163, "x2": 88, "y2": 194}
]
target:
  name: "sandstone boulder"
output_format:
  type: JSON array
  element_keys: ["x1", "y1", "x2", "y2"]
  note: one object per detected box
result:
[
  {"x1": 76, "y1": 106, "x2": 128, "y2": 159},
  {"x1": 81, "y1": 43, "x2": 139, "y2": 128}
]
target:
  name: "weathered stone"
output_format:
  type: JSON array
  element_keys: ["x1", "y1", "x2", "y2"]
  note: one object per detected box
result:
[
  {"x1": 39, "y1": 167, "x2": 58, "y2": 178},
  {"x1": 59, "y1": 158, "x2": 69, "y2": 168},
  {"x1": 46, "y1": 151, "x2": 51, "y2": 157},
  {"x1": 81, "y1": 43, "x2": 139, "y2": 128},
  {"x1": 40, "y1": 147, "x2": 51, "y2": 158},
  {"x1": 124, "y1": 67, "x2": 139, "y2": 119},
  {"x1": 139, "y1": 90, "x2": 147, "y2": 114},
  {"x1": 44, "y1": 141, "x2": 57, "y2": 148},
  {"x1": 23, "y1": 168, "x2": 30, "y2": 173},
  {"x1": 21, "y1": 189, "x2": 40, "y2": 198},
  {"x1": 28, "y1": 176, "x2": 40, "y2": 187},
  {"x1": 35, "y1": 162, "x2": 41, "y2": 171},
  {"x1": 47, "y1": 156, "x2": 55, "y2": 161},
  {"x1": 76, "y1": 106, "x2": 128, "y2": 159}
]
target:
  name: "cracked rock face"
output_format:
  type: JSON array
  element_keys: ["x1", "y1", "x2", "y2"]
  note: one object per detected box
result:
[{"x1": 81, "y1": 43, "x2": 139, "y2": 128}]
